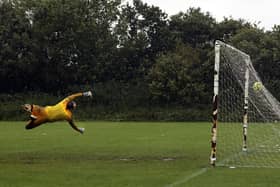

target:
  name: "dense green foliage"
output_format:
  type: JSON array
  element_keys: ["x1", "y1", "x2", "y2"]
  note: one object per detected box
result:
[
  {"x1": 1, "y1": 0, "x2": 280, "y2": 120},
  {"x1": 0, "y1": 121, "x2": 279, "y2": 187}
]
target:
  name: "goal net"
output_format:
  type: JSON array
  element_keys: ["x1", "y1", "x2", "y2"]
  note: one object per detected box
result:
[{"x1": 210, "y1": 40, "x2": 280, "y2": 168}]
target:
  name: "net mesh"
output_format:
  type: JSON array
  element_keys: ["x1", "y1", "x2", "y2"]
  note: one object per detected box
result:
[{"x1": 216, "y1": 41, "x2": 280, "y2": 168}]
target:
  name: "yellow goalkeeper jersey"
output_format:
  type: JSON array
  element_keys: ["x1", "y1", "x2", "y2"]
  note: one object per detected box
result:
[
  {"x1": 45, "y1": 100, "x2": 71, "y2": 122},
  {"x1": 31, "y1": 93, "x2": 83, "y2": 122}
]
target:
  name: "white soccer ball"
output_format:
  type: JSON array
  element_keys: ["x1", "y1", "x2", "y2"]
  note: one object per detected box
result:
[{"x1": 253, "y1": 82, "x2": 262, "y2": 92}]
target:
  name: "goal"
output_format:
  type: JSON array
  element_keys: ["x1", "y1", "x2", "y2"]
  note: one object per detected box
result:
[{"x1": 210, "y1": 40, "x2": 280, "y2": 168}]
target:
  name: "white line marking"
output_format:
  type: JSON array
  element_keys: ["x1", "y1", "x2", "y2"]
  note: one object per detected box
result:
[{"x1": 165, "y1": 168, "x2": 208, "y2": 187}]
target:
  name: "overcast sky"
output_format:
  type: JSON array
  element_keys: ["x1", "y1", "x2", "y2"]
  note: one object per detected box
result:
[{"x1": 124, "y1": 0, "x2": 279, "y2": 31}]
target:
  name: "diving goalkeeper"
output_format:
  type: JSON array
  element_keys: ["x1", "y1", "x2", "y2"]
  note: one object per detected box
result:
[{"x1": 22, "y1": 91, "x2": 92, "y2": 134}]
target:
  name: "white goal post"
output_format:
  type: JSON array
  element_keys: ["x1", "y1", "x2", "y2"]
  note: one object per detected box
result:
[{"x1": 210, "y1": 40, "x2": 280, "y2": 168}]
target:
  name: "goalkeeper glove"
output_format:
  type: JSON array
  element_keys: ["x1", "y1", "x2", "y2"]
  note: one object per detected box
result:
[
  {"x1": 83, "y1": 91, "x2": 92, "y2": 97},
  {"x1": 79, "y1": 127, "x2": 85, "y2": 134}
]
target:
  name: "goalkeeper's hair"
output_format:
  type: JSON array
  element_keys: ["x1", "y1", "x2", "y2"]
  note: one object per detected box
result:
[{"x1": 66, "y1": 101, "x2": 76, "y2": 110}]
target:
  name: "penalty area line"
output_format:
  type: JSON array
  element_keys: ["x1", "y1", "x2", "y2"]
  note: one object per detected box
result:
[{"x1": 165, "y1": 167, "x2": 208, "y2": 187}]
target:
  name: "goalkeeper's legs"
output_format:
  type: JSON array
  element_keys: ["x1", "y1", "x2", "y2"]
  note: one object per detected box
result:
[{"x1": 25, "y1": 118, "x2": 45, "y2": 130}]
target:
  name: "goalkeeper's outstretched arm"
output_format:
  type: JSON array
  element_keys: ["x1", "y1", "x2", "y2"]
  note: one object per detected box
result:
[
  {"x1": 62, "y1": 91, "x2": 92, "y2": 103},
  {"x1": 68, "y1": 120, "x2": 85, "y2": 134}
]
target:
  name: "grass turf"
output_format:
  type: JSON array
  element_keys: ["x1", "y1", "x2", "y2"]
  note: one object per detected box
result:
[{"x1": 0, "y1": 121, "x2": 279, "y2": 187}]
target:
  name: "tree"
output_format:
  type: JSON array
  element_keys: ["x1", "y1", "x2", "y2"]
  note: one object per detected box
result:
[
  {"x1": 216, "y1": 17, "x2": 252, "y2": 42},
  {"x1": 170, "y1": 7, "x2": 216, "y2": 48},
  {"x1": 21, "y1": 0, "x2": 121, "y2": 91},
  {"x1": 148, "y1": 43, "x2": 207, "y2": 105},
  {"x1": 114, "y1": 0, "x2": 173, "y2": 81},
  {"x1": 0, "y1": 0, "x2": 33, "y2": 92}
]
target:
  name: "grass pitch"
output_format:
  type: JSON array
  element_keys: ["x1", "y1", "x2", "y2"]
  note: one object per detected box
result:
[{"x1": 0, "y1": 121, "x2": 279, "y2": 187}]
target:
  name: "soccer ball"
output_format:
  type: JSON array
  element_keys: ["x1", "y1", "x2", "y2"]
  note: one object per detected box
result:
[{"x1": 253, "y1": 82, "x2": 262, "y2": 92}]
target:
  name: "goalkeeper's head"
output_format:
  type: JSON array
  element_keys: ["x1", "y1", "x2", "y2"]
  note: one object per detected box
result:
[
  {"x1": 22, "y1": 104, "x2": 32, "y2": 112},
  {"x1": 66, "y1": 101, "x2": 77, "y2": 110}
]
